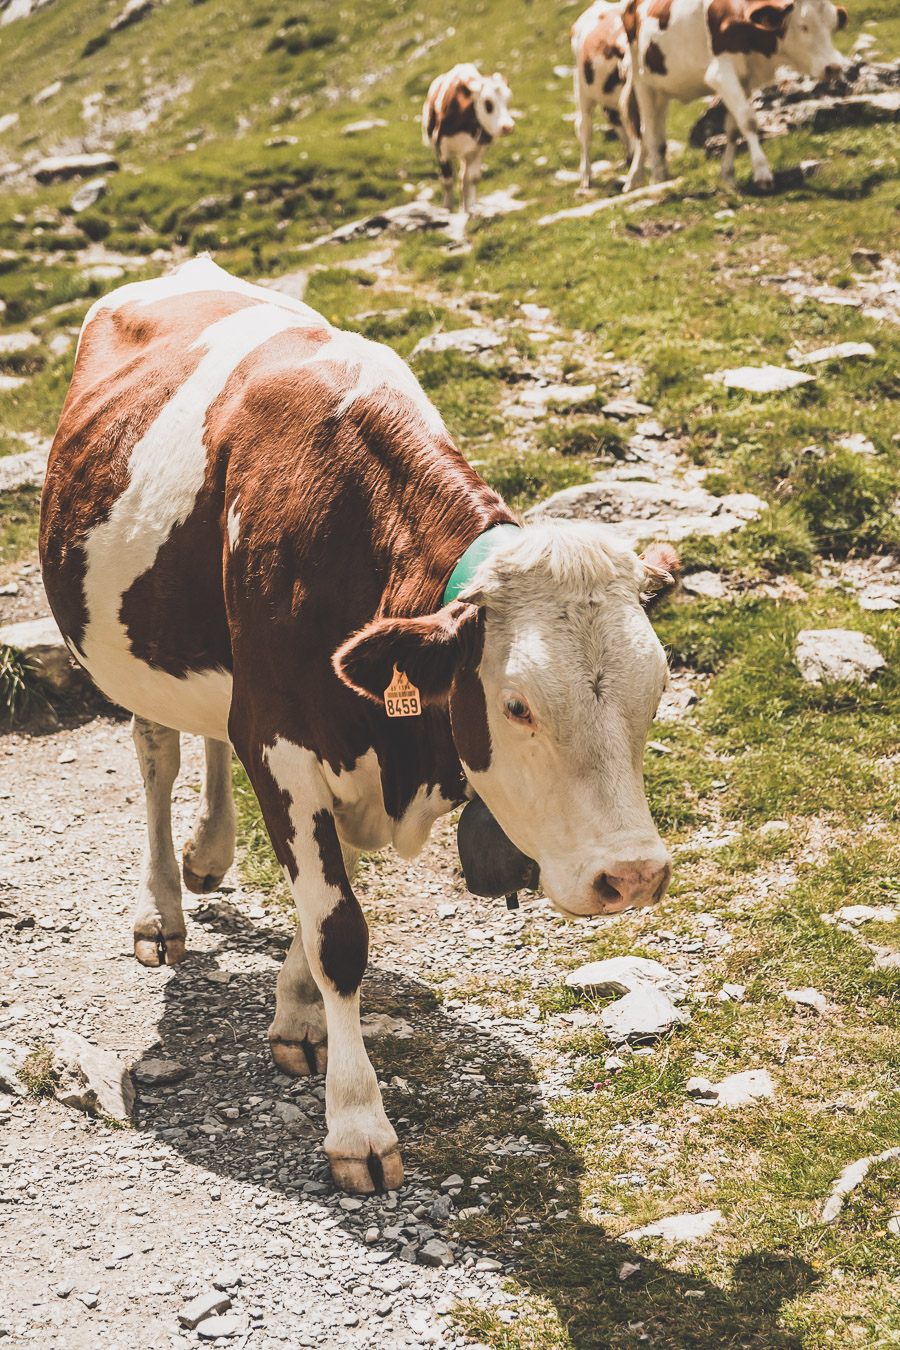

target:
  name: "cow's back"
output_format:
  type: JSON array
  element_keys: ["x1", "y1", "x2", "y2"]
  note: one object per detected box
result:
[{"x1": 40, "y1": 258, "x2": 331, "y2": 739}]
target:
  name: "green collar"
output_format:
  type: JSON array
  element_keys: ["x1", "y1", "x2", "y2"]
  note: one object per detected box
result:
[{"x1": 443, "y1": 524, "x2": 521, "y2": 606}]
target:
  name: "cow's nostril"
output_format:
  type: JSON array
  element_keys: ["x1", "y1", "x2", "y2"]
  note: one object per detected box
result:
[{"x1": 593, "y1": 872, "x2": 623, "y2": 905}]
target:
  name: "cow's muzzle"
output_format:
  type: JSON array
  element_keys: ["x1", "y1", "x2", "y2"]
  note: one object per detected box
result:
[{"x1": 457, "y1": 796, "x2": 540, "y2": 899}]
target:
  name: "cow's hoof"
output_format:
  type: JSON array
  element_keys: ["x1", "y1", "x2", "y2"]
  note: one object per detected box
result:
[
  {"x1": 753, "y1": 174, "x2": 776, "y2": 194},
  {"x1": 134, "y1": 934, "x2": 187, "y2": 966},
  {"x1": 268, "y1": 1033, "x2": 328, "y2": 1077},
  {"x1": 329, "y1": 1147, "x2": 405, "y2": 1195},
  {"x1": 182, "y1": 862, "x2": 225, "y2": 895}
]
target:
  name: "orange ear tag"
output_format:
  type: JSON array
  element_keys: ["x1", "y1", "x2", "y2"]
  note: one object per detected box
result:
[{"x1": 384, "y1": 666, "x2": 422, "y2": 718}]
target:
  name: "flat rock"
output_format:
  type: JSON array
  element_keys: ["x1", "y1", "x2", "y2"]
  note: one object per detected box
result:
[
  {"x1": 682, "y1": 570, "x2": 728, "y2": 599},
  {"x1": 795, "y1": 628, "x2": 885, "y2": 684},
  {"x1": 565, "y1": 955, "x2": 685, "y2": 1001},
  {"x1": 822, "y1": 1148, "x2": 900, "y2": 1222},
  {"x1": 360, "y1": 1013, "x2": 414, "y2": 1039},
  {"x1": 0, "y1": 1049, "x2": 24, "y2": 1095},
  {"x1": 706, "y1": 365, "x2": 815, "y2": 393},
  {"x1": 178, "y1": 1291, "x2": 232, "y2": 1328},
  {"x1": 687, "y1": 1067, "x2": 774, "y2": 1108},
  {"x1": 622, "y1": 1209, "x2": 722, "y2": 1244},
  {"x1": 110, "y1": 0, "x2": 153, "y2": 31},
  {"x1": 273, "y1": 1100, "x2": 308, "y2": 1125},
  {"x1": 70, "y1": 177, "x2": 108, "y2": 213},
  {"x1": 52, "y1": 1030, "x2": 135, "y2": 1121},
  {"x1": 197, "y1": 1314, "x2": 241, "y2": 1339},
  {"x1": 538, "y1": 179, "x2": 682, "y2": 226},
  {"x1": 717, "y1": 982, "x2": 746, "y2": 1002},
  {"x1": 131, "y1": 1057, "x2": 190, "y2": 1085},
  {"x1": 784, "y1": 986, "x2": 827, "y2": 1014},
  {"x1": 0, "y1": 617, "x2": 83, "y2": 694},
  {"x1": 838, "y1": 433, "x2": 877, "y2": 456},
  {"x1": 600, "y1": 986, "x2": 688, "y2": 1044},
  {"x1": 513, "y1": 382, "x2": 596, "y2": 410},
  {"x1": 527, "y1": 479, "x2": 765, "y2": 548},
  {"x1": 827, "y1": 903, "x2": 897, "y2": 925},
  {"x1": 790, "y1": 341, "x2": 875, "y2": 365},
  {"x1": 0, "y1": 330, "x2": 39, "y2": 355},
  {"x1": 602, "y1": 396, "x2": 653, "y2": 420},
  {"x1": 341, "y1": 118, "x2": 388, "y2": 135},
  {"x1": 410, "y1": 327, "x2": 504, "y2": 358},
  {"x1": 33, "y1": 153, "x2": 119, "y2": 184}
]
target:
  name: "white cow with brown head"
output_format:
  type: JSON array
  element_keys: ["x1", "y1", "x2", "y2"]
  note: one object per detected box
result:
[
  {"x1": 572, "y1": 1, "x2": 640, "y2": 188},
  {"x1": 422, "y1": 63, "x2": 515, "y2": 213},
  {"x1": 622, "y1": 0, "x2": 848, "y2": 191}
]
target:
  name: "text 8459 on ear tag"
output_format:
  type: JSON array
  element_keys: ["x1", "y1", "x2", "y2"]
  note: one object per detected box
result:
[{"x1": 384, "y1": 666, "x2": 422, "y2": 718}]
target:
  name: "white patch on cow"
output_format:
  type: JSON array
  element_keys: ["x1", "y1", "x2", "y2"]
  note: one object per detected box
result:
[
  {"x1": 323, "y1": 748, "x2": 393, "y2": 854},
  {"x1": 262, "y1": 736, "x2": 399, "y2": 1168},
  {"x1": 226, "y1": 500, "x2": 241, "y2": 552},
  {"x1": 393, "y1": 784, "x2": 459, "y2": 859},
  {"x1": 78, "y1": 302, "x2": 317, "y2": 741},
  {"x1": 457, "y1": 520, "x2": 671, "y2": 917}
]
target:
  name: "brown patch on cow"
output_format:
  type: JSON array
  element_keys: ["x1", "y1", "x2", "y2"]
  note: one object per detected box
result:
[
  {"x1": 646, "y1": 0, "x2": 674, "y2": 29},
  {"x1": 313, "y1": 809, "x2": 369, "y2": 995},
  {"x1": 707, "y1": 0, "x2": 794, "y2": 58},
  {"x1": 645, "y1": 39, "x2": 667, "y2": 74},
  {"x1": 603, "y1": 66, "x2": 622, "y2": 94},
  {"x1": 583, "y1": 56, "x2": 595, "y2": 85},
  {"x1": 622, "y1": 0, "x2": 639, "y2": 45},
  {"x1": 429, "y1": 76, "x2": 486, "y2": 145},
  {"x1": 582, "y1": 12, "x2": 627, "y2": 68},
  {"x1": 40, "y1": 290, "x2": 259, "y2": 658},
  {"x1": 334, "y1": 602, "x2": 483, "y2": 709}
]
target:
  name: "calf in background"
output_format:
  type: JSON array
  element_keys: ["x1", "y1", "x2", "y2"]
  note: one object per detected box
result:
[{"x1": 422, "y1": 63, "x2": 515, "y2": 213}]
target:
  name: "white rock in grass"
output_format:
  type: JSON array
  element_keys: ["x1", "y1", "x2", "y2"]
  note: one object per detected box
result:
[
  {"x1": 838, "y1": 433, "x2": 877, "y2": 456},
  {"x1": 601, "y1": 987, "x2": 688, "y2": 1044},
  {"x1": 687, "y1": 1068, "x2": 774, "y2": 1108},
  {"x1": 622, "y1": 1209, "x2": 722, "y2": 1244},
  {"x1": 52, "y1": 1031, "x2": 134, "y2": 1121},
  {"x1": 789, "y1": 341, "x2": 875, "y2": 365},
  {"x1": 566, "y1": 955, "x2": 686, "y2": 1001},
  {"x1": 706, "y1": 365, "x2": 814, "y2": 393},
  {"x1": 716, "y1": 982, "x2": 746, "y2": 1003},
  {"x1": 827, "y1": 904, "x2": 898, "y2": 926},
  {"x1": 822, "y1": 1148, "x2": 900, "y2": 1222},
  {"x1": 360, "y1": 1014, "x2": 414, "y2": 1039},
  {"x1": 682, "y1": 570, "x2": 728, "y2": 599},
  {"x1": 888, "y1": 1216, "x2": 900, "y2": 1236},
  {"x1": 410, "y1": 328, "x2": 504, "y2": 358},
  {"x1": 795, "y1": 629, "x2": 885, "y2": 685},
  {"x1": 784, "y1": 987, "x2": 827, "y2": 1014},
  {"x1": 618, "y1": 1261, "x2": 640, "y2": 1280}
]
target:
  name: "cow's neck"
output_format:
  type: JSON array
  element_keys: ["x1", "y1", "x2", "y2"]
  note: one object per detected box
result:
[{"x1": 380, "y1": 453, "x2": 517, "y2": 618}]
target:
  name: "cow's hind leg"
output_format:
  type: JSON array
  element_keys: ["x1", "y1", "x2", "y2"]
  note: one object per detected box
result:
[
  {"x1": 268, "y1": 924, "x2": 328, "y2": 1076},
  {"x1": 439, "y1": 158, "x2": 455, "y2": 210},
  {"x1": 132, "y1": 716, "x2": 186, "y2": 966},
  {"x1": 182, "y1": 737, "x2": 237, "y2": 894}
]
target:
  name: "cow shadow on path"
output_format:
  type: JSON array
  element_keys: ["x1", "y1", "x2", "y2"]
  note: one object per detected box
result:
[{"x1": 136, "y1": 901, "x2": 816, "y2": 1350}]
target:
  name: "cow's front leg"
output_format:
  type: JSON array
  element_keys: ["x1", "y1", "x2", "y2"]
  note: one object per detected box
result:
[
  {"x1": 460, "y1": 151, "x2": 484, "y2": 215},
  {"x1": 132, "y1": 716, "x2": 186, "y2": 966},
  {"x1": 575, "y1": 84, "x2": 594, "y2": 189},
  {"x1": 707, "y1": 60, "x2": 773, "y2": 190},
  {"x1": 268, "y1": 924, "x2": 328, "y2": 1075},
  {"x1": 247, "y1": 738, "x2": 402, "y2": 1193},
  {"x1": 721, "y1": 110, "x2": 740, "y2": 187},
  {"x1": 183, "y1": 737, "x2": 237, "y2": 894},
  {"x1": 438, "y1": 157, "x2": 455, "y2": 210}
]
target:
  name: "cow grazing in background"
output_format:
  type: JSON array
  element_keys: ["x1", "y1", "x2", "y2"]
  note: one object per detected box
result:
[
  {"x1": 572, "y1": 1, "x2": 640, "y2": 188},
  {"x1": 422, "y1": 63, "x2": 515, "y2": 213},
  {"x1": 41, "y1": 257, "x2": 677, "y2": 1193},
  {"x1": 622, "y1": 0, "x2": 848, "y2": 192}
]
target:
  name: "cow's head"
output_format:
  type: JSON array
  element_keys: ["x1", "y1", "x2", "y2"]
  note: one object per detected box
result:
[
  {"x1": 777, "y1": 0, "x2": 848, "y2": 81},
  {"x1": 335, "y1": 523, "x2": 677, "y2": 919},
  {"x1": 466, "y1": 71, "x2": 515, "y2": 139}
]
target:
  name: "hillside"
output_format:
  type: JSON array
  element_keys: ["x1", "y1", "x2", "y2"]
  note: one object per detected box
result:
[{"x1": 2, "y1": 2, "x2": 900, "y2": 1348}]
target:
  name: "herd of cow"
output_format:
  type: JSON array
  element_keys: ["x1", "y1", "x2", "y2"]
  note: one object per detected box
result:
[
  {"x1": 35, "y1": 0, "x2": 851, "y2": 1197},
  {"x1": 424, "y1": 0, "x2": 849, "y2": 207}
]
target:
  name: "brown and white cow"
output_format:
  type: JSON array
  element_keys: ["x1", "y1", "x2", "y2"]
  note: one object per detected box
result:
[
  {"x1": 572, "y1": 1, "x2": 640, "y2": 188},
  {"x1": 422, "y1": 63, "x2": 515, "y2": 214},
  {"x1": 41, "y1": 256, "x2": 675, "y2": 1193},
  {"x1": 622, "y1": 0, "x2": 848, "y2": 192}
]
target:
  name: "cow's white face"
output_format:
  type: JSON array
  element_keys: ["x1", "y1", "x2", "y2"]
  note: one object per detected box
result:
[
  {"x1": 334, "y1": 522, "x2": 675, "y2": 920},
  {"x1": 780, "y1": 0, "x2": 847, "y2": 81},
  {"x1": 472, "y1": 72, "x2": 516, "y2": 139},
  {"x1": 455, "y1": 524, "x2": 672, "y2": 917}
]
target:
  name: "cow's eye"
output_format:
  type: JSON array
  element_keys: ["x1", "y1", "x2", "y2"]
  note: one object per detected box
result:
[
  {"x1": 504, "y1": 696, "x2": 533, "y2": 725},
  {"x1": 485, "y1": 99, "x2": 494, "y2": 113}
]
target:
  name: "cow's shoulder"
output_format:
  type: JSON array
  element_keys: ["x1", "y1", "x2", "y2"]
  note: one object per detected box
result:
[{"x1": 706, "y1": 0, "x2": 793, "y2": 57}]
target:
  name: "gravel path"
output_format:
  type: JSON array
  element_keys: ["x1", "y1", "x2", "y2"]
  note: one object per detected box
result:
[{"x1": 1, "y1": 708, "x2": 656, "y2": 1349}]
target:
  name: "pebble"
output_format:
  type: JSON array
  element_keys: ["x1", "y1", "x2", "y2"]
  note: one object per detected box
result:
[
  {"x1": 601, "y1": 987, "x2": 689, "y2": 1045},
  {"x1": 212, "y1": 1269, "x2": 242, "y2": 1290},
  {"x1": 197, "y1": 1314, "x2": 241, "y2": 1339},
  {"x1": 178, "y1": 1291, "x2": 232, "y2": 1328},
  {"x1": 420, "y1": 1239, "x2": 454, "y2": 1267}
]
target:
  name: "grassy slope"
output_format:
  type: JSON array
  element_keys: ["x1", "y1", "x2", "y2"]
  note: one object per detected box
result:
[{"x1": 3, "y1": 0, "x2": 900, "y2": 1345}]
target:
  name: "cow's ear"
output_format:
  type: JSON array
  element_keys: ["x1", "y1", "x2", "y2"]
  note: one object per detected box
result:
[
  {"x1": 836, "y1": 4, "x2": 848, "y2": 28},
  {"x1": 639, "y1": 541, "x2": 680, "y2": 612},
  {"x1": 334, "y1": 602, "x2": 483, "y2": 707},
  {"x1": 749, "y1": 0, "x2": 793, "y2": 28}
]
